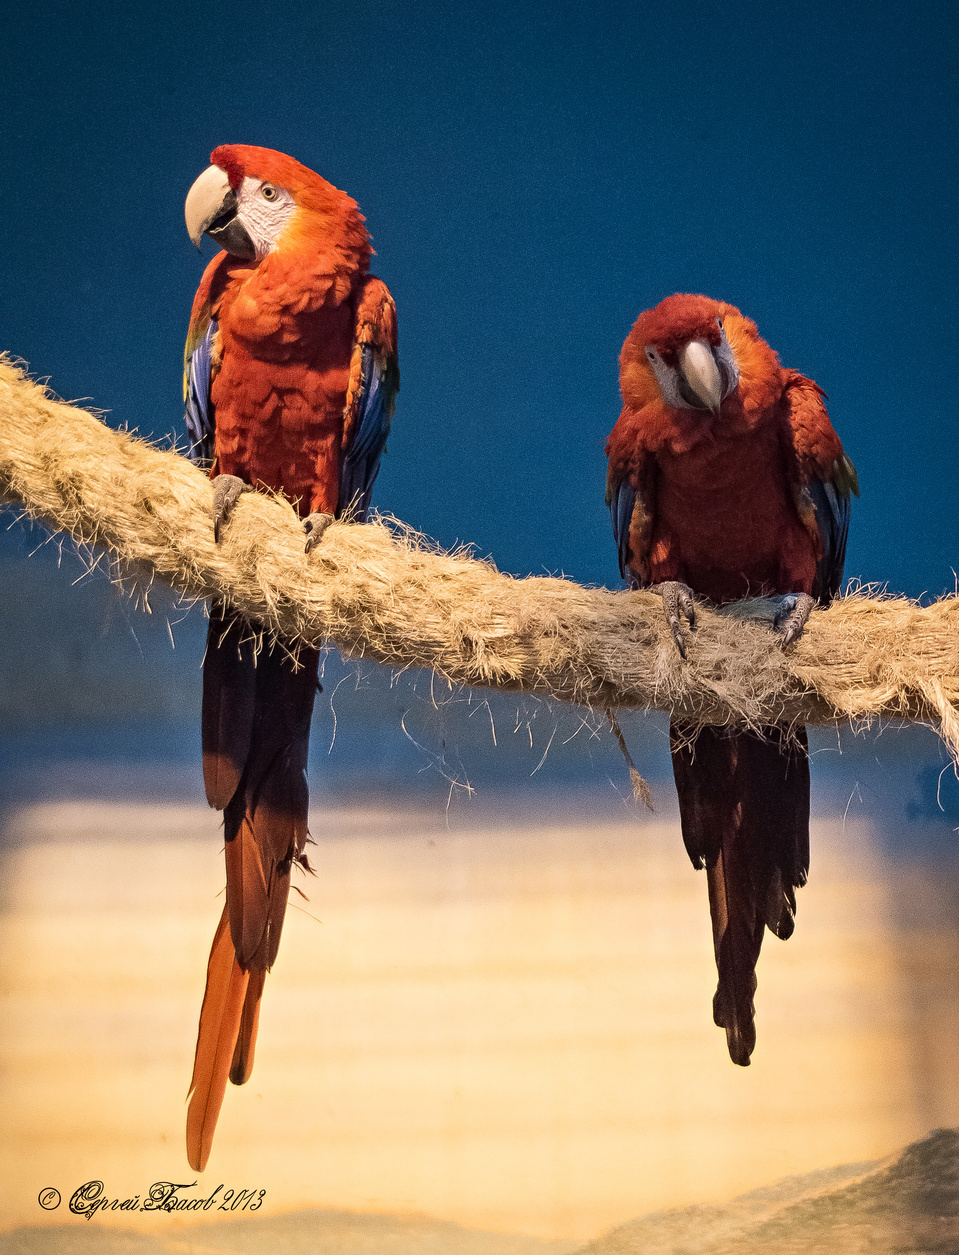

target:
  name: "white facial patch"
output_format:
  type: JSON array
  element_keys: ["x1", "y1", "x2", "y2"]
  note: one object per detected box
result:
[
  {"x1": 645, "y1": 346, "x2": 687, "y2": 409},
  {"x1": 644, "y1": 320, "x2": 741, "y2": 411},
  {"x1": 235, "y1": 176, "x2": 297, "y2": 259},
  {"x1": 714, "y1": 321, "x2": 740, "y2": 397}
]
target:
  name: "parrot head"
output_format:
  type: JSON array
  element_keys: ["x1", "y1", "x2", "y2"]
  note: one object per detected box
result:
[
  {"x1": 619, "y1": 294, "x2": 778, "y2": 418},
  {"x1": 184, "y1": 144, "x2": 369, "y2": 265}
]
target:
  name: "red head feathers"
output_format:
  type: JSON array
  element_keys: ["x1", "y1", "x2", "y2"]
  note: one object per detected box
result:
[{"x1": 202, "y1": 143, "x2": 372, "y2": 272}]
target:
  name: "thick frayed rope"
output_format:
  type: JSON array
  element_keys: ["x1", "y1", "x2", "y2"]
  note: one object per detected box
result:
[{"x1": 1, "y1": 356, "x2": 958, "y2": 757}]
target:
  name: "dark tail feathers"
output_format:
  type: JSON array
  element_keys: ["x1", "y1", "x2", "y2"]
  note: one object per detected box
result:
[
  {"x1": 187, "y1": 605, "x2": 319, "y2": 1170},
  {"x1": 670, "y1": 721, "x2": 810, "y2": 1066}
]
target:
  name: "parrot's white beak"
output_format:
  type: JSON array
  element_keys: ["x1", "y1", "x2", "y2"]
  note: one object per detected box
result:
[
  {"x1": 678, "y1": 339, "x2": 723, "y2": 413},
  {"x1": 185, "y1": 164, "x2": 256, "y2": 260},
  {"x1": 185, "y1": 165, "x2": 233, "y2": 248}
]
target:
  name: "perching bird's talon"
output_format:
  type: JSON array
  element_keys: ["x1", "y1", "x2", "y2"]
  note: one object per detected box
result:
[
  {"x1": 656, "y1": 581, "x2": 698, "y2": 659},
  {"x1": 303, "y1": 512, "x2": 334, "y2": 554},
  {"x1": 773, "y1": 592, "x2": 815, "y2": 646},
  {"x1": 212, "y1": 474, "x2": 251, "y2": 543}
]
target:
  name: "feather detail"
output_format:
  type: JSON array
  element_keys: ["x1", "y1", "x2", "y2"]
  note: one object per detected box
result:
[
  {"x1": 184, "y1": 254, "x2": 231, "y2": 471},
  {"x1": 781, "y1": 373, "x2": 858, "y2": 602},
  {"x1": 339, "y1": 276, "x2": 398, "y2": 521},
  {"x1": 706, "y1": 850, "x2": 761, "y2": 1066},
  {"x1": 187, "y1": 907, "x2": 251, "y2": 1171},
  {"x1": 215, "y1": 618, "x2": 317, "y2": 969},
  {"x1": 224, "y1": 811, "x2": 272, "y2": 968},
  {"x1": 201, "y1": 607, "x2": 256, "y2": 811},
  {"x1": 606, "y1": 453, "x2": 655, "y2": 585},
  {"x1": 229, "y1": 969, "x2": 266, "y2": 1086}
]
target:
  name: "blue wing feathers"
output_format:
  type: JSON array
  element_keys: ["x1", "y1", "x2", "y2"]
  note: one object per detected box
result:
[
  {"x1": 608, "y1": 477, "x2": 638, "y2": 584},
  {"x1": 808, "y1": 476, "x2": 851, "y2": 603},
  {"x1": 338, "y1": 345, "x2": 394, "y2": 522},
  {"x1": 185, "y1": 318, "x2": 217, "y2": 467}
]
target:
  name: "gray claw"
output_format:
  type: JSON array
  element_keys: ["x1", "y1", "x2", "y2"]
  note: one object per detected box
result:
[
  {"x1": 303, "y1": 512, "x2": 334, "y2": 555},
  {"x1": 773, "y1": 592, "x2": 815, "y2": 646},
  {"x1": 212, "y1": 474, "x2": 251, "y2": 543},
  {"x1": 657, "y1": 581, "x2": 697, "y2": 659}
]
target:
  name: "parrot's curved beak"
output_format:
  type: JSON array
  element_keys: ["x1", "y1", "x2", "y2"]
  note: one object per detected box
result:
[
  {"x1": 677, "y1": 339, "x2": 723, "y2": 413},
  {"x1": 184, "y1": 164, "x2": 256, "y2": 260}
]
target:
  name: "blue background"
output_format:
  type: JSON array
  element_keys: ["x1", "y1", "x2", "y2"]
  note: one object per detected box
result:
[{"x1": 0, "y1": 0, "x2": 957, "y2": 819}]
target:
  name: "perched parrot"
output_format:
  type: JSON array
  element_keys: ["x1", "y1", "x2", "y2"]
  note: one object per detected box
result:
[
  {"x1": 181, "y1": 144, "x2": 398, "y2": 1170},
  {"x1": 605, "y1": 293, "x2": 857, "y2": 1066}
]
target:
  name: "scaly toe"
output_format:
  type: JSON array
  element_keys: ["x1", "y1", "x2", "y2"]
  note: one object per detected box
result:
[
  {"x1": 303, "y1": 512, "x2": 334, "y2": 555},
  {"x1": 656, "y1": 581, "x2": 698, "y2": 659},
  {"x1": 773, "y1": 592, "x2": 815, "y2": 646},
  {"x1": 212, "y1": 474, "x2": 251, "y2": 543}
]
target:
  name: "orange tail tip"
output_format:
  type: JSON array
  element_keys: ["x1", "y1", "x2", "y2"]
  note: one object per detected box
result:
[{"x1": 187, "y1": 908, "x2": 251, "y2": 1172}]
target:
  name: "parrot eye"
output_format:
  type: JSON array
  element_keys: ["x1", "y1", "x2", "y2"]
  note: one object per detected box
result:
[
  {"x1": 645, "y1": 347, "x2": 659, "y2": 363},
  {"x1": 261, "y1": 184, "x2": 278, "y2": 201},
  {"x1": 717, "y1": 318, "x2": 724, "y2": 331}
]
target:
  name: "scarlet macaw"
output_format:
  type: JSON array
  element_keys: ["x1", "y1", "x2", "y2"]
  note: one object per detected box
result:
[
  {"x1": 605, "y1": 294, "x2": 857, "y2": 1065},
  {"x1": 182, "y1": 144, "x2": 398, "y2": 1170}
]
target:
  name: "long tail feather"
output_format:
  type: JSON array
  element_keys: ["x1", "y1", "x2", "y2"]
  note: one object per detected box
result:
[
  {"x1": 230, "y1": 969, "x2": 266, "y2": 1086},
  {"x1": 201, "y1": 605, "x2": 256, "y2": 810},
  {"x1": 188, "y1": 606, "x2": 319, "y2": 1168},
  {"x1": 706, "y1": 848, "x2": 763, "y2": 1065},
  {"x1": 187, "y1": 907, "x2": 250, "y2": 1171},
  {"x1": 671, "y1": 721, "x2": 810, "y2": 1065},
  {"x1": 223, "y1": 810, "x2": 272, "y2": 968}
]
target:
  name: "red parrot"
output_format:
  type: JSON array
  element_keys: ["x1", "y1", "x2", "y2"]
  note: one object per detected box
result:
[
  {"x1": 605, "y1": 293, "x2": 857, "y2": 1065},
  {"x1": 181, "y1": 144, "x2": 398, "y2": 1170}
]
